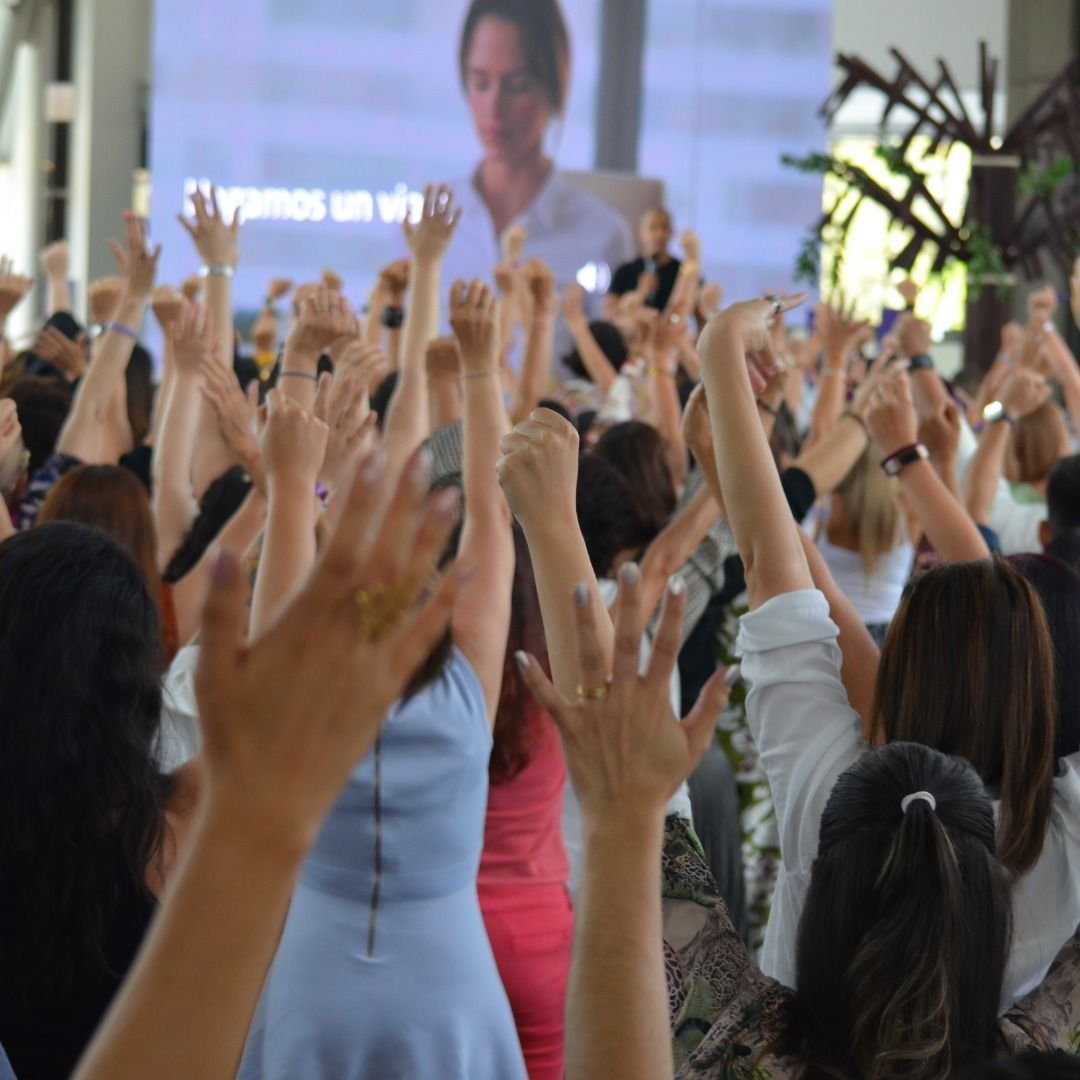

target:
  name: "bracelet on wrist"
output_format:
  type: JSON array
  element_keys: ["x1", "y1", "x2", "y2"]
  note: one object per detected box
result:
[
  {"x1": 880, "y1": 442, "x2": 929, "y2": 477},
  {"x1": 460, "y1": 369, "x2": 498, "y2": 381},
  {"x1": 381, "y1": 305, "x2": 405, "y2": 329},
  {"x1": 200, "y1": 264, "x2": 235, "y2": 279},
  {"x1": 907, "y1": 353, "x2": 935, "y2": 372},
  {"x1": 101, "y1": 320, "x2": 139, "y2": 341},
  {"x1": 278, "y1": 370, "x2": 319, "y2": 383}
]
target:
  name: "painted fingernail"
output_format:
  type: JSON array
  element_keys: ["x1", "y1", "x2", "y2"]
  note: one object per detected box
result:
[
  {"x1": 211, "y1": 548, "x2": 238, "y2": 587},
  {"x1": 409, "y1": 449, "x2": 431, "y2": 489},
  {"x1": 619, "y1": 562, "x2": 640, "y2": 585},
  {"x1": 573, "y1": 583, "x2": 589, "y2": 608},
  {"x1": 433, "y1": 487, "x2": 459, "y2": 520},
  {"x1": 668, "y1": 575, "x2": 686, "y2": 597},
  {"x1": 514, "y1": 651, "x2": 530, "y2": 673}
]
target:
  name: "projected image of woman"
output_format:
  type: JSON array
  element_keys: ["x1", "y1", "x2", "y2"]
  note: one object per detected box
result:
[{"x1": 446, "y1": 0, "x2": 633, "y2": 293}]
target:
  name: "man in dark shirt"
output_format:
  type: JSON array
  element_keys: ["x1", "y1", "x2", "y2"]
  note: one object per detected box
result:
[{"x1": 606, "y1": 207, "x2": 682, "y2": 312}]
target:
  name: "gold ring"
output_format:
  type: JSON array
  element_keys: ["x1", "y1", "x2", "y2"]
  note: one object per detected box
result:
[
  {"x1": 576, "y1": 682, "x2": 612, "y2": 701},
  {"x1": 354, "y1": 580, "x2": 415, "y2": 644}
]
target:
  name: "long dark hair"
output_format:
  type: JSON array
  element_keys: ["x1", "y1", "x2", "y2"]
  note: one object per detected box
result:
[
  {"x1": 491, "y1": 524, "x2": 548, "y2": 782},
  {"x1": 796, "y1": 742, "x2": 1011, "y2": 1079},
  {"x1": 459, "y1": 0, "x2": 571, "y2": 114},
  {"x1": 872, "y1": 558, "x2": 1056, "y2": 875},
  {"x1": 162, "y1": 466, "x2": 252, "y2": 583},
  {"x1": 0, "y1": 523, "x2": 169, "y2": 991},
  {"x1": 591, "y1": 421, "x2": 677, "y2": 548}
]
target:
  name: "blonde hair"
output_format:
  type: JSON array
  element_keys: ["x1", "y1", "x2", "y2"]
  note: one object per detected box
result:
[{"x1": 837, "y1": 443, "x2": 905, "y2": 573}]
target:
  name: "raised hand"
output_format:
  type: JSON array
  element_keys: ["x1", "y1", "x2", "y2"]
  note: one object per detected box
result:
[
  {"x1": 0, "y1": 262, "x2": 33, "y2": 324},
  {"x1": 1027, "y1": 283, "x2": 1058, "y2": 324},
  {"x1": 201, "y1": 360, "x2": 262, "y2": 484},
  {"x1": 177, "y1": 185, "x2": 240, "y2": 269},
  {"x1": 87, "y1": 276, "x2": 126, "y2": 325},
  {"x1": 151, "y1": 285, "x2": 189, "y2": 336},
  {"x1": 402, "y1": 184, "x2": 462, "y2": 263},
  {"x1": 337, "y1": 340, "x2": 391, "y2": 391},
  {"x1": 377, "y1": 259, "x2": 410, "y2": 307},
  {"x1": 286, "y1": 287, "x2": 357, "y2": 358},
  {"x1": 517, "y1": 563, "x2": 729, "y2": 820},
  {"x1": 259, "y1": 390, "x2": 329, "y2": 492},
  {"x1": 999, "y1": 320, "x2": 1024, "y2": 362},
  {"x1": 496, "y1": 407, "x2": 579, "y2": 530},
  {"x1": 32, "y1": 326, "x2": 88, "y2": 382},
  {"x1": 313, "y1": 371, "x2": 374, "y2": 495},
  {"x1": 40, "y1": 240, "x2": 70, "y2": 281},
  {"x1": 180, "y1": 276, "x2": 203, "y2": 303},
  {"x1": 817, "y1": 299, "x2": 871, "y2": 363},
  {"x1": 999, "y1": 367, "x2": 1051, "y2": 420},
  {"x1": 918, "y1": 398, "x2": 962, "y2": 471},
  {"x1": 114, "y1": 212, "x2": 161, "y2": 300},
  {"x1": 864, "y1": 367, "x2": 919, "y2": 458},
  {"x1": 895, "y1": 312, "x2": 932, "y2": 358},
  {"x1": 896, "y1": 278, "x2": 919, "y2": 308},
  {"x1": 449, "y1": 279, "x2": 497, "y2": 371},
  {"x1": 266, "y1": 277, "x2": 293, "y2": 305},
  {"x1": 525, "y1": 258, "x2": 556, "y2": 319},
  {"x1": 679, "y1": 228, "x2": 701, "y2": 263},
  {"x1": 698, "y1": 281, "x2": 724, "y2": 320},
  {"x1": 321, "y1": 268, "x2": 344, "y2": 294},
  {"x1": 502, "y1": 223, "x2": 528, "y2": 265},
  {"x1": 425, "y1": 335, "x2": 462, "y2": 380},
  {"x1": 561, "y1": 282, "x2": 588, "y2": 328},
  {"x1": 170, "y1": 303, "x2": 216, "y2": 376}
]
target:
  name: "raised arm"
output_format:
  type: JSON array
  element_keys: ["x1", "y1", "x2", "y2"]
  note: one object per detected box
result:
[
  {"x1": 864, "y1": 368, "x2": 990, "y2": 561},
  {"x1": 517, "y1": 571, "x2": 729, "y2": 1080},
  {"x1": 177, "y1": 186, "x2": 242, "y2": 498},
  {"x1": 498, "y1": 408, "x2": 613, "y2": 698},
  {"x1": 646, "y1": 300, "x2": 692, "y2": 488},
  {"x1": 1043, "y1": 325, "x2": 1080, "y2": 437},
  {"x1": 147, "y1": 286, "x2": 188, "y2": 447},
  {"x1": 562, "y1": 285, "x2": 618, "y2": 392},
  {"x1": 72, "y1": 450, "x2": 460, "y2": 1080},
  {"x1": 57, "y1": 215, "x2": 159, "y2": 462},
  {"x1": 278, "y1": 287, "x2": 356, "y2": 413},
  {"x1": 805, "y1": 302, "x2": 869, "y2": 449},
  {"x1": 248, "y1": 391, "x2": 328, "y2": 638},
  {"x1": 698, "y1": 297, "x2": 814, "y2": 609},
  {"x1": 425, "y1": 337, "x2": 463, "y2": 434},
  {"x1": 965, "y1": 368, "x2": 1050, "y2": 527},
  {"x1": 448, "y1": 281, "x2": 514, "y2": 723},
  {"x1": 383, "y1": 185, "x2": 461, "y2": 476},
  {"x1": 511, "y1": 258, "x2": 557, "y2": 424},
  {"x1": 153, "y1": 304, "x2": 213, "y2": 573},
  {"x1": 40, "y1": 240, "x2": 73, "y2": 316}
]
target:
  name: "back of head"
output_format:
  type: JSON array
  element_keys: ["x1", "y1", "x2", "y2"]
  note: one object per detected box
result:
[
  {"x1": 4, "y1": 376, "x2": 73, "y2": 473},
  {"x1": 1047, "y1": 453, "x2": 1080, "y2": 538},
  {"x1": 836, "y1": 442, "x2": 905, "y2": 572},
  {"x1": 38, "y1": 465, "x2": 160, "y2": 600},
  {"x1": 162, "y1": 465, "x2": 252, "y2": 583},
  {"x1": 591, "y1": 420, "x2": 676, "y2": 546},
  {"x1": 125, "y1": 344, "x2": 155, "y2": 448},
  {"x1": 0, "y1": 523, "x2": 166, "y2": 988},
  {"x1": 576, "y1": 453, "x2": 638, "y2": 579},
  {"x1": 873, "y1": 557, "x2": 1056, "y2": 874},
  {"x1": 563, "y1": 320, "x2": 628, "y2": 383},
  {"x1": 1009, "y1": 553, "x2": 1080, "y2": 763},
  {"x1": 1006, "y1": 401, "x2": 1069, "y2": 487},
  {"x1": 796, "y1": 742, "x2": 1010, "y2": 1080}
]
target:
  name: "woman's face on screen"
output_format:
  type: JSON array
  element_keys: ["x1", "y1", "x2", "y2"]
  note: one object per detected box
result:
[{"x1": 464, "y1": 17, "x2": 552, "y2": 163}]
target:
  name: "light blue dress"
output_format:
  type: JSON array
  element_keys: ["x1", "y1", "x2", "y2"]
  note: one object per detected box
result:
[{"x1": 239, "y1": 649, "x2": 526, "y2": 1079}]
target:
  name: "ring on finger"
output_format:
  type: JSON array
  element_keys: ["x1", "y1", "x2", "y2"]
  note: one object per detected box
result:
[{"x1": 576, "y1": 679, "x2": 613, "y2": 702}]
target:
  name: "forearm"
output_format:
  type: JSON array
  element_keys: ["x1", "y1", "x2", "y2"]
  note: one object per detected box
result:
[
  {"x1": 427, "y1": 374, "x2": 462, "y2": 434},
  {"x1": 566, "y1": 814, "x2": 672, "y2": 1080},
  {"x1": 148, "y1": 352, "x2": 176, "y2": 448},
  {"x1": 792, "y1": 414, "x2": 868, "y2": 496},
  {"x1": 170, "y1": 489, "x2": 267, "y2": 646},
  {"x1": 73, "y1": 806, "x2": 303, "y2": 1080},
  {"x1": 676, "y1": 339, "x2": 701, "y2": 381},
  {"x1": 900, "y1": 459, "x2": 989, "y2": 560},
  {"x1": 650, "y1": 362, "x2": 688, "y2": 488},
  {"x1": 798, "y1": 531, "x2": 879, "y2": 731},
  {"x1": 47, "y1": 273, "x2": 73, "y2": 317},
  {"x1": 57, "y1": 294, "x2": 142, "y2": 457},
  {"x1": 806, "y1": 361, "x2": 847, "y2": 448},
  {"x1": 702, "y1": 322, "x2": 813, "y2": 608},
  {"x1": 567, "y1": 318, "x2": 617, "y2": 392},
  {"x1": 523, "y1": 516, "x2": 614, "y2": 699},
  {"x1": 192, "y1": 277, "x2": 241, "y2": 494},
  {"x1": 384, "y1": 259, "x2": 440, "y2": 470},
  {"x1": 512, "y1": 313, "x2": 554, "y2": 425},
  {"x1": 637, "y1": 485, "x2": 716, "y2": 621},
  {"x1": 1046, "y1": 331, "x2": 1080, "y2": 434},
  {"x1": 249, "y1": 482, "x2": 317, "y2": 637},
  {"x1": 964, "y1": 423, "x2": 1011, "y2": 526},
  {"x1": 153, "y1": 373, "x2": 202, "y2": 571}
]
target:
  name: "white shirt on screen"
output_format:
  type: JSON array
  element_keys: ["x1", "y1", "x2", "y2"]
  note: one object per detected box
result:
[{"x1": 440, "y1": 169, "x2": 634, "y2": 360}]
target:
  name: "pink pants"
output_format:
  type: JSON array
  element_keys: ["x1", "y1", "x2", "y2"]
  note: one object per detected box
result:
[{"x1": 479, "y1": 883, "x2": 574, "y2": 1080}]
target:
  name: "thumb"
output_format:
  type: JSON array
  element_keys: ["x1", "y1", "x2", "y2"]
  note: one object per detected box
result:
[
  {"x1": 246, "y1": 379, "x2": 260, "y2": 411},
  {"x1": 681, "y1": 669, "x2": 729, "y2": 771},
  {"x1": 193, "y1": 549, "x2": 247, "y2": 711}
]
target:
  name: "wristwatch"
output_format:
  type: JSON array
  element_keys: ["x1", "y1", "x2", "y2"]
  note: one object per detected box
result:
[
  {"x1": 982, "y1": 401, "x2": 1016, "y2": 426},
  {"x1": 907, "y1": 353, "x2": 934, "y2": 372},
  {"x1": 880, "y1": 443, "x2": 929, "y2": 477}
]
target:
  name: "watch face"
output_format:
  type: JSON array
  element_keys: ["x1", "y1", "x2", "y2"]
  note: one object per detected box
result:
[{"x1": 983, "y1": 401, "x2": 1005, "y2": 423}]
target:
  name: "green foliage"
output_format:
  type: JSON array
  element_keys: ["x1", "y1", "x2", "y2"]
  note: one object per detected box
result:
[
  {"x1": 874, "y1": 143, "x2": 927, "y2": 184},
  {"x1": 1018, "y1": 153, "x2": 1075, "y2": 199},
  {"x1": 963, "y1": 224, "x2": 1010, "y2": 299}
]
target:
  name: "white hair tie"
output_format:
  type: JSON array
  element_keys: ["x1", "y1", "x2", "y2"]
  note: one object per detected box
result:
[{"x1": 901, "y1": 791, "x2": 937, "y2": 815}]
